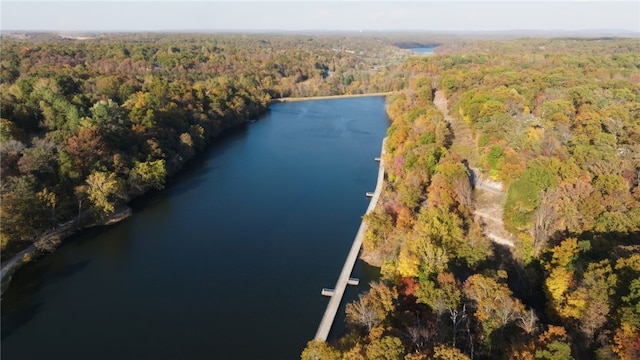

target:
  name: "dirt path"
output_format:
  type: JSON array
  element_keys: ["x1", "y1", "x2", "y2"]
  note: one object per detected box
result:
[
  {"x1": 433, "y1": 91, "x2": 515, "y2": 248},
  {"x1": 433, "y1": 90, "x2": 477, "y2": 166}
]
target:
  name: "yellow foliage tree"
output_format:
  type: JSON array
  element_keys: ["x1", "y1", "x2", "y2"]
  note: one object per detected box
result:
[
  {"x1": 85, "y1": 171, "x2": 124, "y2": 216},
  {"x1": 433, "y1": 345, "x2": 471, "y2": 360}
]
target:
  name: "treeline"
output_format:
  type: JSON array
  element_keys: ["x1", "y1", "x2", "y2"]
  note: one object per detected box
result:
[
  {"x1": 0, "y1": 33, "x2": 408, "y2": 260},
  {"x1": 303, "y1": 38, "x2": 640, "y2": 359}
]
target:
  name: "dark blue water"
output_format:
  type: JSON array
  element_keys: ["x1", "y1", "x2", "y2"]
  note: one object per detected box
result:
[{"x1": 1, "y1": 97, "x2": 389, "y2": 359}]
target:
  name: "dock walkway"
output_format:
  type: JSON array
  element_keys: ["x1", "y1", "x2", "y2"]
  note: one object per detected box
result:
[{"x1": 314, "y1": 138, "x2": 386, "y2": 341}]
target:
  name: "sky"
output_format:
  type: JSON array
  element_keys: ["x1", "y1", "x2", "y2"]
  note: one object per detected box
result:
[{"x1": 1, "y1": 1, "x2": 639, "y2": 33}]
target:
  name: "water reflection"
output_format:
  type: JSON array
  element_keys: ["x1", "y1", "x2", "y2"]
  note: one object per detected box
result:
[{"x1": 1, "y1": 97, "x2": 388, "y2": 359}]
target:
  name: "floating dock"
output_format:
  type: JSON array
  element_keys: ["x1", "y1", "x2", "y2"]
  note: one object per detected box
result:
[{"x1": 314, "y1": 139, "x2": 386, "y2": 341}]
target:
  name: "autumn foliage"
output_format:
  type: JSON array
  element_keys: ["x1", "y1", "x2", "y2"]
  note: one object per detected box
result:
[{"x1": 306, "y1": 37, "x2": 640, "y2": 359}]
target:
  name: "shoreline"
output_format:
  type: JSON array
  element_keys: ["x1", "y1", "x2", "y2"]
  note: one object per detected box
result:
[
  {"x1": 269, "y1": 92, "x2": 394, "y2": 104},
  {"x1": 0, "y1": 206, "x2": 132, "y2": 295},
  {"x1": 1, "y1": 94, "x2": 390, "y2": 295},
  {"x1": 0, "y1": 107, "x2": 262, "y2": 294},
  {"x1": 315, "y1": 137, "x2": 386, "y2": 341}
]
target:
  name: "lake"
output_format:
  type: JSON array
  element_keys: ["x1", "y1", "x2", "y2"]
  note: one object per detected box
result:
[
  {"x1": 410, "y1": 47, "x2": 436, "y2": 54},
  {"x1": 0, "y1": 96, "x2": 389, "y2": 359}
]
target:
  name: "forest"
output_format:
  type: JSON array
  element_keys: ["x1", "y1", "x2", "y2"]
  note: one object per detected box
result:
[
  {"x1": 302, "y1": 38, "x2": 640, "y2": 359},
  {"x1": 0, "y1": 32, "x2": 409, "y2": 261},
  {"x1": 1, "y1": 32, "x2": 639, "y2": 360}
]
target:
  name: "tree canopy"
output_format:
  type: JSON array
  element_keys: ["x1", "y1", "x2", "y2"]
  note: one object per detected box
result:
[
  {"x1": 0, "y1": 32, "x2": 411, "y2": 259},
  {"x1": 313, "y1": 37, "x2": 640, "y2": 360}
]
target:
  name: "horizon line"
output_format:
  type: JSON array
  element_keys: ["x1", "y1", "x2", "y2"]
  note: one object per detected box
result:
[{"x1": 3, "y1": 28, "x2": 639, "y2": 34}]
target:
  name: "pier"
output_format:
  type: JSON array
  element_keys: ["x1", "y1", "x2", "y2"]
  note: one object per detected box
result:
[{"x1": 314, "y1": 138, "x2": 386, "y2": 341}]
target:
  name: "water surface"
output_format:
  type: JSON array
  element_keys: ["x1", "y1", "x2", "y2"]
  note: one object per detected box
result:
[
  {"x1": 410, "y1": 47, "x2": 436, "y2": 54},
  {"x1": 1, "y1": 96, "x2": 389, "y2": 359}
]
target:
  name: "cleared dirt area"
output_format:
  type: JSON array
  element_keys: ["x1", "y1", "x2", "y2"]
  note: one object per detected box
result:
[
  {"x1": 433, "y1": 90, "x2": 477, "y2": 166},
  {"x1": 433, "y1": 90, "x2": 515, "y2": 248}
]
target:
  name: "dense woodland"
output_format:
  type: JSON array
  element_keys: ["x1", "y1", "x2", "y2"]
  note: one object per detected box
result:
[
  {"x1": 0, "y1": 32, "x2": 409, "y2": 260},
  {"x1": 1, "y1": 33, "x2": 639, "y2": 360},
  {"x1": 303, "y1": 38, "x2": 640, "y2": 359}
]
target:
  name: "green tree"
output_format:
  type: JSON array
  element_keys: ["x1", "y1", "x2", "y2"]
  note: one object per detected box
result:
[
  {"x1": 485, "y1": 144, "x2": 504, "y2": 176},
  {"x1": 0, "y1": 175, "x2": 48, "y2": 244},
  {"x1": 504, "y1": 163, "x2": 557, "y2": 232},
  {"x1": 0, "y1": 118, "x2": 26, "y2": 142},
  {"x1": 534, "y1": 326, "x2": 573, "y2": 360},
  {"x1": 365, "y1": 336, "x2": 404, "y2": 360},
  {"x1": 85, "y1": 171, "x2": 125, "y2": 216},
  {"x1": 300, "y1": 340, "x2": 341, "y2": 360},
  {"x1": 129, "y1": 159, "x2": 166, "y2": 193},
  {"x1": 433, "y1": 345, "x2": 471, "y2": 360}
]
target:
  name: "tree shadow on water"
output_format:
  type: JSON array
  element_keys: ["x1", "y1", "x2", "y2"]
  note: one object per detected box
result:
[
  {"x1": 1, "y1": 260, "x2": 91, "y2": 340},
  {"x1": 1, "y1": 301, "x2": 44, "y2": 340},
  {"x1": 43, "y1": 260, "x2": 90, "y2": 285}
]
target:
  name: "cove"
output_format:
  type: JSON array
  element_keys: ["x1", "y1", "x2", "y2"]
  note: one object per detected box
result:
[{"x1": 1, "y1": 96, "x2": 389, "y2": 359}]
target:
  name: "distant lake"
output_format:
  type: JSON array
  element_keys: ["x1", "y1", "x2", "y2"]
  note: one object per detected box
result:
[
  {"x1": 1, "y1": 97, "x2": 389, "y2": 359},
  {"x1": 410, "y1": 47, "x2": 436, "y2": 54}
]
